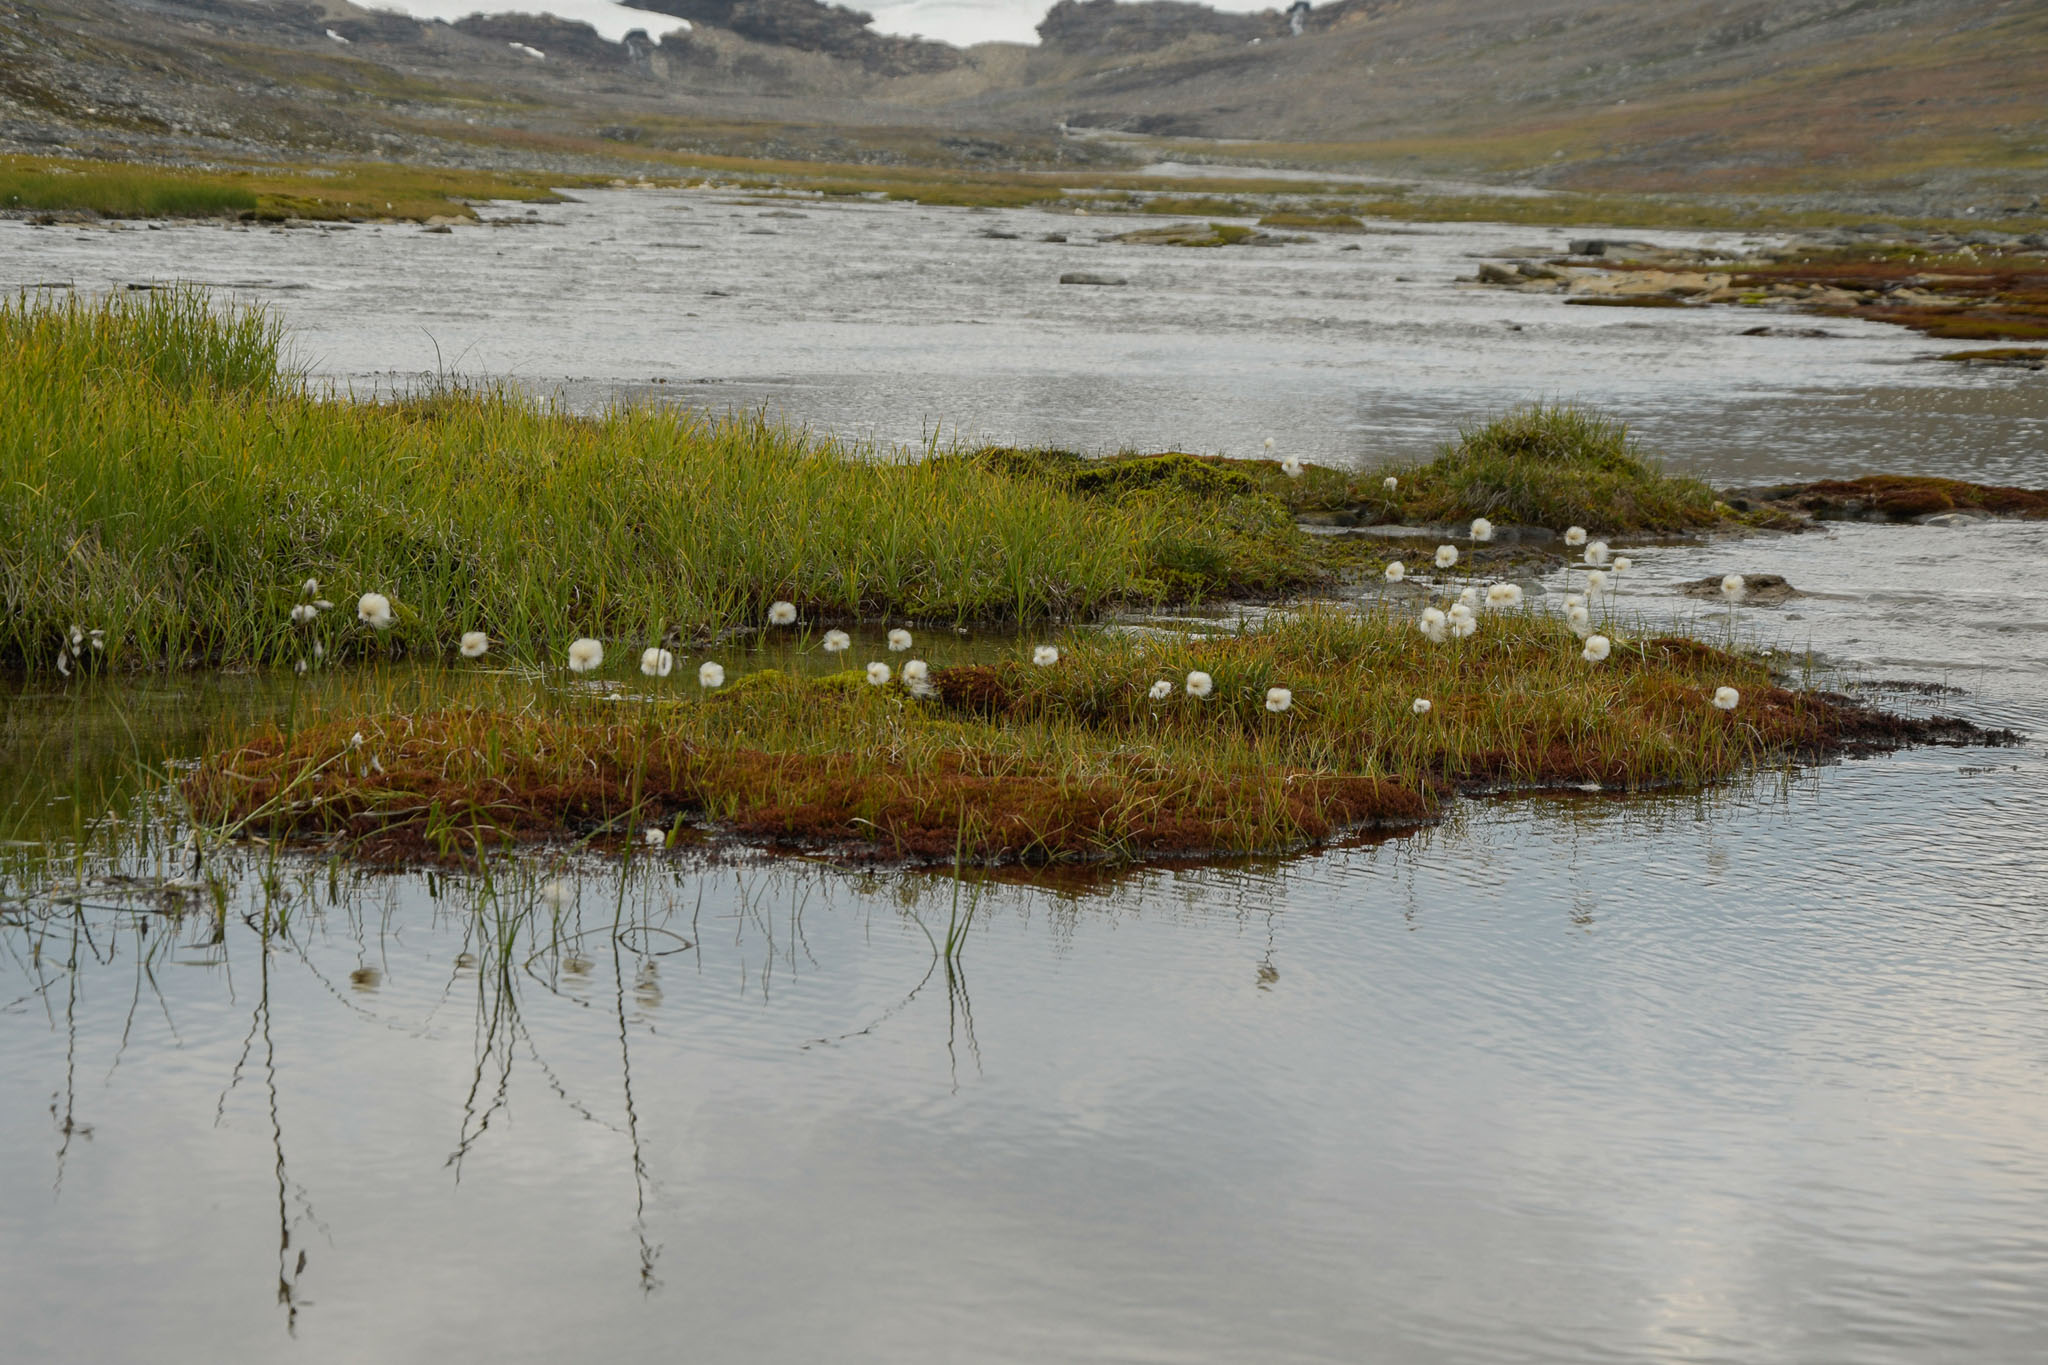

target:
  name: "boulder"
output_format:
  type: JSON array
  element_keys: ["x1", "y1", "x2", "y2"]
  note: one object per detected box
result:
[{"x1": 1678, "y1": 573, "x2": 1800, "y2": 605}]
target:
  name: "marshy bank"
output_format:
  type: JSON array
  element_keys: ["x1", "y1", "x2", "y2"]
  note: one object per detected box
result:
[{"x1": 184, "y1": 612, "x2": 2011, "y2": 867}]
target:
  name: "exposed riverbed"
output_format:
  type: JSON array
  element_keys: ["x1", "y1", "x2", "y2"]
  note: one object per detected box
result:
[{"x1": 4, "y1": 195, "x2": 2048, "y2": 1363}]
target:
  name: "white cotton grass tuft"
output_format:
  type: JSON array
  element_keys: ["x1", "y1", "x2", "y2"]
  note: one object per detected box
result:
[
  {"x1": 1383, "y1": 560, "x2": 1405, "y2": 583},
  {"x1": 643, "y1": 826, "x2": 665, "y2": 848},
  {"x1": 1412, "y1": 697, "x2": 1431, "y2": 715},
  {"x1": 540, "y1": 879, "x2": 572, "y2": 911},
  {"x1": 1185, "y1": 670, "x2": 1214, "y2": 699},
  {"x1": 1564, "y1": 593, "x2": 1585, "y2": 610},
  {"x1": 1714, "y1": 686, "x2": 1741, "y2": 711},
  {"x1": 1448, "y1": 604, "x2": 1477, "y2": 638},
  {"x1": 1567, "y1": 605, "x2": 1593, "y2": 638},
  {"x1": 1281, "y1": 455, "x2": 1305, "y2": 479},
  {"x1": 1435, "y1": 544, "x2": 1458, "y2": 569},
  {"x1": 567, "y1": 638, "x2": 604, "y2": 672},
  {"x1": 1032, "y1": 645, "x2": 1060, "y2": 666},
  {"x1": 1470, "y1": 517, "x2": 1494, "y2": 542},
  {"x1": 1612, "y1": 556, "x2": 1632, "y2": 573},
  {"x1": 1564, "y1": 526, "x2": 1587, "y2": 547},
  {"x1": 822, "y1": 629, "x2": 851, "y2": 654},
  {"x1": 1263, "y1": 437, "x2": 1275, "y2": 451},
  {"x1": 290, "y1": 603, "x2": 319, "y2": 625},
  {"x1": 1265, "y1": 686, "x2": 1293, "y2": 713},
  {"x1": 640, "y1": 647, "x2": 674, "y2": 678},
  {"x1": 56, "y1": 648, "x2": 71, "y2": 677},
  {"x1": 1586, "y1": 569, "x2": 1611, "y2": 595},
  {"x1": 1584, "y1": 540, "x2": 1610, "y2": 566},
  {"x1": 1484, "y1": 582, "x2": 1523, "y2": 609},
  {"x1": 1383, "y1": 476, "x2": 1398, "y2": 493},
  {"x1": 1149, "y1": 679, "x2": 1174, "y2": 701},
  {"x1": 698, "y1": 661, "x2": 725, "y2": 689},
  {"x1": 302, "y1": 577, "x2": 320, "y2": 597},
  {"x1": 1419, "y1": 607, "x2": 1448, "y2": 643},
  {"x1": 1721, "y1": 573, "x2": 1747, "y2": 602},
  {"x1": 866, "y1": 661, "x2": 891, "y2": 686},
  {"x1": 357, "y1": 592, "x2": 394, "y2": 630},
  {"x1": 460, "y1": 631, "x2": 489, "y2": 659},
  {"x1": 1458, "y1": 585, "x2": 1479, "y2": 608},
  {"x1": 768, "y1": 600, "x2": 797, "y2": 626},
  {"x1": 902, "y1": 659, "x2": 930, "y2": 686},
  {"x1": 887, "y1": 628, "x2": 912, "y2": 652},
  {"x1": 1581, "y1": 634, "x2": 1612, "y2": 663}
]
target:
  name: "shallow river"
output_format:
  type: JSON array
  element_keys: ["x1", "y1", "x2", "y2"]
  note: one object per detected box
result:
[
  {"x1": 5, "y1": 188, "x2": 2045, "y2": 481},
  {"x1": 5, "y1": 196, "x2": 2048, "y2": 1362}
]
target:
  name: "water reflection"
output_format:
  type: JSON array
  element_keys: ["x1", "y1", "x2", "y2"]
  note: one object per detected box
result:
[{"x1": 5, "y1": 513, "x2": 2048, "y2": 1359}]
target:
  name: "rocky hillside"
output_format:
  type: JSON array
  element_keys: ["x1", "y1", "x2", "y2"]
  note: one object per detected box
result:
[{"x1": 2, "y1": 0, "x2": 2043, "y2": 202}]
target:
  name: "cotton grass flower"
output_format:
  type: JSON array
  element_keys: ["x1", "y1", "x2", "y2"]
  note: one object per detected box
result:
[
  {"x1": 1448, "y1": 604, "x2": 1477, "y2": 638},
  {"x1": 1458, "y1": 585, "x2": 1479, "y2": 608},
  {"x1": 698, "y1": 661, "x2": 725, "y2": 689},
  {"x1": 1721, "y1": 573, "x2": 1746, "y2": 602},
  {"x1": 822, "y1": 629, "x2": 850, "y2": 654},
  {"x1": 1584, "y1": 541, "x2": 1610, "y2": 566},
  {"x1": 460, "y1": 631, "x2": 489, "y2": 659},
  {"x1": 866, "y1": 661, "x2": 891, "y2": 686},
  {"x1": 1435, "y1": 544, "x2": 1458, "y2": 569},
  {"x1": 1484, "y1": 582, "x2": 1523, "y2": 609},
  {"x1": 1265, "y1": 687, "x2": 1293, "y2": 713},
  {"x1": 1564, "y1": 526, "x2": 1587, "y2": 547},
  {"x1": 1149, "y1": 679, "x2": 1174, "y2": 701},
  {"x1": 902, "y1": 659, "x2": 930, "y2": 686},
  {"x1": 56, "y1": 648, "x2": 71, "y2": 677},
  {"x1": 1586, "y1": 570, "x2": 1611, "y2": 596},
  {"x1": 1564, "y1": 593, "x2": 1585, "y2": 610},
  {"x1": 1470, "y1": 517, "x2": 1494, "y2": 542},
  {"x1": 356, "y1": 592, "x2": 394, "y2": 630},
  {"x1": 1714, "y1": 686, "x2": 1741, "y2": 710},
  {"x1": 887, "y1": 628, "x2": 912, "y2": 652},
  {"x1": 302, "y1": 578, "x2": 320, "y2": 597},
  {"x1": 640, "y1": 647, "x2": 674, "y2": 678},
  {"x1": 290, "y1": 603, "x2": 319, "y2": 624},
  {"x1": 1032, "y1": 645, "x2": 1060, "y2": 666},
  {"x1": 1412, "y1": 697, "x2": 1431, "y2": 715},
  {"x1": 1263, "y1": 437, "x2": 1275, "y2": 451},
  {"x1": 1383, "y1": 476, "x2": 1398, "y2": 493},
  {"x1": 1383, "y1": 560, "x2": 1405, "y2": 583},
  {"x1": 1419, "y1": 607, "x2": 1448, "y2": 643},
  {"x1": 1581, "y1": 634, "x2": 1612, "y2": 663},
  {"x1": 1281, "y1": 455, "x2": 1305, "y2": 478},
  {"x1": 1567, "y1": 605, "x2": 1592, "y2": 637},
  {"x1": 768, "y1": 600, "x2": 797, "y2": 626},
  {"x1": 567, "y1": 637, "x2": 603, "y2": 672},
  {"x1": 1185, "y1": 670, "x2": 1214, "y2": 698},
  {"x1": 1612, "y1": 556, "x2": 1632, "y2": 573},
  {"x1": 643, "y1": 826, "x2": 665, "y2": 848}
]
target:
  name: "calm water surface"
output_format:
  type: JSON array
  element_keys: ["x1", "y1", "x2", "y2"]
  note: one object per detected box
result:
[{"x1": 4, "y1": 196, "x2": 2048, "y2": 1362}]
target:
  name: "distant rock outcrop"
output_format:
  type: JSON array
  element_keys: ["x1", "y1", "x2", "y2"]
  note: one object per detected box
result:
[
  {"x1": 623, "y1": 0, "x2": 964, "y2": 74},
  {"x1": 451, "y1": 15, "x2": 634, "y2": 66},
  {"x1": 1035, "y1": 0, "x2": 1281, "y2": 52}
]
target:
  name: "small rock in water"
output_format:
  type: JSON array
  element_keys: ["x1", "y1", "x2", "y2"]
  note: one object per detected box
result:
[
  {"x1": 1679, "y1": 573, "x2": 1800, "y2": 605},
  {"x1": 1060, "y1": 272, "x2": 1128, "y2": 286}
]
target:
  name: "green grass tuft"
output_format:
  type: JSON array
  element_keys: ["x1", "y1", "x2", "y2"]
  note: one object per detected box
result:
[{"x1": 0, "y1": 291, "x2": 1353, "y2": 675}]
